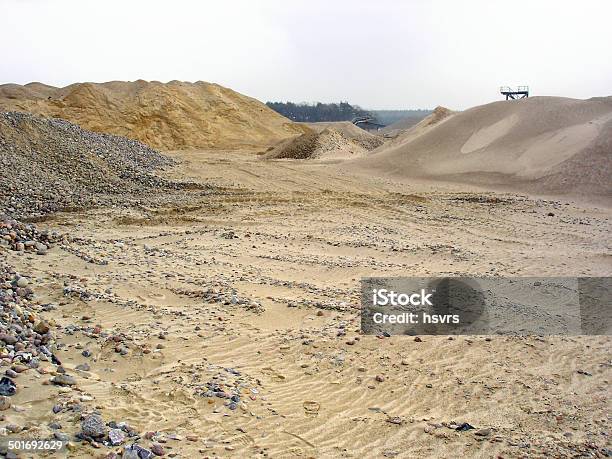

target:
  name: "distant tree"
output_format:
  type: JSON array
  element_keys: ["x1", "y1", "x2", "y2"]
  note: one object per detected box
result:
[{"x1": 266, "y1": 101, "x2": 372, "y2": 122}]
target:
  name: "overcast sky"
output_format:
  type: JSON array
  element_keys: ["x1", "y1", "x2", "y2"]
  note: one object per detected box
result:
[{"x1": 1, "y1": 0, "x2": 611, "y2": 109}]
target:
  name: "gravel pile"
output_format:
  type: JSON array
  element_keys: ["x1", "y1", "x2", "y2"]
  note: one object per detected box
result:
[
  {"x1": 0, "y1": 111, "x2": 188, "y2": 219},
  {"x1": 265, "y1": 129, "x2": 320, "y2": 159},
  {"x1": 266, "y1": 127, "x2": 379, "y2": 160}
]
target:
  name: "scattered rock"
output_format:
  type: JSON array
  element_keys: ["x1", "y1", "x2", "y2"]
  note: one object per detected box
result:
[
  {"x1": 123, "y1": 444, "x2": 154, "y2": 459},
  {"x1": 109, "y1": 428, "x2": 126, "y2": 446},
  {"x1": 81, "y1": 414, "x2": 107, "y2": 438},
  {"x1": 16, "y1": 277, "x2": 29, "y2": 288},
  {"x1": 0, "y1": 333, "x2": 17, "y2": 345},
  {"x1": 51, "y1": 374, "x2": 76, "y2": 386},
  {"x1": 455, "y1": 422, "x2": 475, "y2": 432},
  {"x1": 0, "y1": 377, "x2": 17, "y2": 396},
  {"x1": 0, "y1": 395, "x2": 11, "y2": 410},
  {"x1": 33, "y1": 321, "x2": 50, "y2": 334},
  {"x1": 151, "y1": 443, "x2": 165, "y2": 456}
]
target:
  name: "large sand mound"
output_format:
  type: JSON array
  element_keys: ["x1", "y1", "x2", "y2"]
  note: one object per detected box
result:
[
  {"x1": 0, "y1": 81, "x2": 305, "y2": 150},
  {"x1": 350, "y1": 97, "x2": 612, "y2": 200},
  {"x1": 266, "y1": 124, "x2": 383, "y2": 160}
]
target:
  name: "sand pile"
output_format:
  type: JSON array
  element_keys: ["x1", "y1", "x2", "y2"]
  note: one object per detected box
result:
[
  {"x1": 0, "y1": 112, "x2": 199, "y2": 219},
  {"x1": 302, "y1": 121, "x2": 385, "y2": 150},
  {"x1": 350, "y1": 97, "x2": 612, "y2": 200},
  {"x1": 421, "y1": 105, "x2": 453, "y2": 126},
  {"x1": 267, "y1": 124, "x2": 384, "y2": 160},
  {"x1": 0, "y1": 81, "x2": 305, "y2": 150}
]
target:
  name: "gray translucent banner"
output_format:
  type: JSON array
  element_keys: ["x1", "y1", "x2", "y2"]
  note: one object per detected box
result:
[{"x1": 360, "y1": 277, "x2": 611, "y2": 335}]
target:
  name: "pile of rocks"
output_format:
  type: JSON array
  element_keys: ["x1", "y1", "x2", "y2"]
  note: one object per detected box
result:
[
  {"x1": 77, "y1": 413, "x2": 194, "y2": 457},
  {"x1": 0, "y1": 216, "x2": 62, "y2": 253},
  {"x1": 0, "y1": 261, "x2": 58, "y2": 392},
  {"x1": 192, "y1": 364, "x2": 262, "y2": 414},
  {"x1": 0, "y1": 111, "x2": 199, "y2": 219},
  {"x1": 77, "y1": 414, "x2": 140, "y2": 447},
  {"x1": 0, "y1": 216, "x2": 67, "y2": 408}
]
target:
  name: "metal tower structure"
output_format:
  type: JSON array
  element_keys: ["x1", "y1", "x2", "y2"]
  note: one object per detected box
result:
[{"x1": 500, "y1": 86, "x2": 529, "y2": 100}]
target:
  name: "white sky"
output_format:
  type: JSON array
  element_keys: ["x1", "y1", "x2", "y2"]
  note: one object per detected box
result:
[{"x1": 1, "y1": 0, "x2": 611, "y2": 109}]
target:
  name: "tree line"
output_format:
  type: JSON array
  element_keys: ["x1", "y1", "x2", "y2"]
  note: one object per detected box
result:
[
  {"x1": 265, "y1": 101, "x2": 371, "y2": 123},
  {"x1": 266, "y1": 101, "x2": 432, "y2": 126}
]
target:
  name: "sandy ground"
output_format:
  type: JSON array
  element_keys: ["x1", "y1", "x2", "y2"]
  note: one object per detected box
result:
[{"x1": 5, "y1": 150, "x2": 611, "y2": 458}]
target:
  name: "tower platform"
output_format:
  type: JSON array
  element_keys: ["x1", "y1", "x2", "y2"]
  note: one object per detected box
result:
[{"x1": 500, "y1": 86, "x2": 529, "y2": 100}]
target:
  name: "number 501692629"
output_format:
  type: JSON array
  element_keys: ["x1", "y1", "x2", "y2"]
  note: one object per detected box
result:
[{"x1": 4, "y1": 439, "x2": 66, "y2": 452}]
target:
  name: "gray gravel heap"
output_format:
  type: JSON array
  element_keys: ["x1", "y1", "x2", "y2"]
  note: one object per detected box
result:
[{"x1": 0, "y1": 111, "x2": 185, "y2": 219}]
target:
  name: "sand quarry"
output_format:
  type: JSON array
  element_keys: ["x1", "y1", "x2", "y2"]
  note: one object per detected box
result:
[{"x1": 0, "y1": 82, "x2": 610, "y2": 459}]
